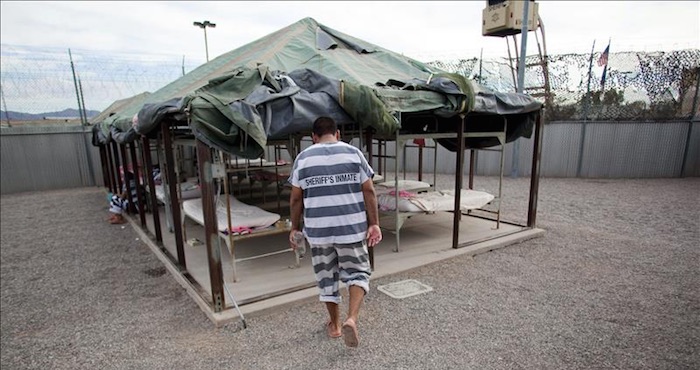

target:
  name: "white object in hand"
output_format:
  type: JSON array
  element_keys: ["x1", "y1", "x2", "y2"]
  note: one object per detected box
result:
[{"x1": 293, "y1": 231, "x2": 306, "y2": 258}]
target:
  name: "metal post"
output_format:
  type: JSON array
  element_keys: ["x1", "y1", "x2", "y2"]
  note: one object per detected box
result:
[
  {"x1": 577, "y1": 40, "x2": 597, "y2": 178},
  {"x1": 142, "y1": 136, "x2": 163, "y2": 243},
  {"x1": 377, "y1": 139, "x2": 383, "y2": 175},
  {"x1": 81, "y1": 127, "x2": 97, "y2": 186},
  {"x1": 162, "y1": 121, "x2": 187, "y2": 269},
  {"x1": 511, "y1": 0, "x2": 530, "y2": 179},
  {"x1": 365, "y1": 129, "x2": 374, "y2": 270},
  {"x1": 393, "y1": 119, "x2": 401, "y2": 252},
  {"x1": 111, "y1": 141, "x2": 124, "y2": 193},
  {"x1": 78, "y1": 77, "x2": 88, "y2": 125},
  {"x1": 193, "y1": 21, "x2": 216, "y2": 62},
  {"x1": 119, "y1": 144, "x2": 136, "y2": 214},
  {"x1": 453, "y1": 115, "x2": 466, "y2": 249},
  {"x1": 516, "y1": 0, "x2": 530, "y2": 93},
  {"x1": 203, "y1": 26, "x2": 210, "y2": 62},
  {"x1": 527, "y1": 113, "x2": 545, "y2": 227},
  {"x1": 418, "y1": 144, "x2": 423, "y2": 181},
  {"x1": 129, "y1": 142, "x2": 147, "y2": 227},
  {"x1": 478, "y1": 48, "x2": 484, "y2": 85},
  {"x1": 680, "y1": 70, "x2": 700, "y2": 177},
  {"x1": 98, "y1": 145, "x2": 110, "y2": 189},
  {"x1": 68, "y1": 49, "x2": 84, "y2": 124},
  {"x1": 468, "y1": 149, "x2": 475, "y2": 190},
  {"x1": 196, "y1": 139, "x2": 225, "y2": 312},
  {"x1": 105, "y1": 142, "x2": 117, "y2": 194}
]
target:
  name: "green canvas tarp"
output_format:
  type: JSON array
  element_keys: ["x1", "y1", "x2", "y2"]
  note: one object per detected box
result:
[{"x1": 94, "y1": 17, "x2": 542, "y2": 157}]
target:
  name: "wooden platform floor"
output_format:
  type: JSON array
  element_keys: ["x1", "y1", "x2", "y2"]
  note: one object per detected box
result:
[{"x1": 141, "y1": 203, "x2": 529, "y2": 300}]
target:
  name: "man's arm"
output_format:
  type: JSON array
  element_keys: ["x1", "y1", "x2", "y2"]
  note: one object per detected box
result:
[{"x1": 361, "y1": 179, "x2": 382, "y2": 247}]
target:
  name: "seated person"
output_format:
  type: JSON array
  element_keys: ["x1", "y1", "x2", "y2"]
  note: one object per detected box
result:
[{"x1": 108, "y1": 172, "x2": 140, "y2": 224}]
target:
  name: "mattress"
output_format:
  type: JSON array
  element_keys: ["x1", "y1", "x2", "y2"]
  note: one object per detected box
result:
[
  {"x1": 182, "y1": 195, "x2": 280, "y2": 233},
  {"x1": 378, "y1": 189, "x2": 494, "y2": 213},
  {"x1": 155, "y1": 181, "x2": 201, "y2": 203},
  {"x1": 229, "y1": 157, "x2": 277, "y2": 168},
  {"x1": 375, "y1": 179, "x2": 432, "y2": 192}
]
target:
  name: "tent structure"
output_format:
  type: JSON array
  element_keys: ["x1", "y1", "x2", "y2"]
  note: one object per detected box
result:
[
  {"x1": 93, "y1": 17, "x2": 541, "y2": 156},
  {"x1": 89, "y1": 92, "x2": 151, "y2": 126},
  {"x1": 91, "y1": 17, "x2": 545, "y2": 321}
]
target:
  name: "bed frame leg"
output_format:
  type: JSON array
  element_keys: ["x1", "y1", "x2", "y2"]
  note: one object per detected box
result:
[{"x1": 225, "y1": 237, "x2": 238, "y2": 283}]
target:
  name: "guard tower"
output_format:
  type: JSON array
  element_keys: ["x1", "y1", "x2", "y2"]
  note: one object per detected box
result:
[{"x1": 482, "y1": 0, "x2": 552, "y2": 111}]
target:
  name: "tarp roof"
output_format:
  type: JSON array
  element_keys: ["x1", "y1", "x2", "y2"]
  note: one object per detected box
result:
[
  {"x1": 89, "y1": 92, "x2": 150, "y2": 126},
  {"x1": 94, "y1": 17, "x2": 542, "y2": 157}
]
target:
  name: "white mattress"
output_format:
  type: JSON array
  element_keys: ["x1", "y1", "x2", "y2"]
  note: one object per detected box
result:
[
  {"x1": 182, "y1": 195, "x2": 280, "y2": 233},
  {"x1": 378, "y1": 189, "x2": 494, "y2": 213},
  {"x1": 229, "y1": 158, "x2": 277, "y2": 167},
  {"x1": 155, "y1": 181, "x2": 201, "y2": 203},
  {"x1": 375, "y1": 179, "x2": 432, "y2": 192}
]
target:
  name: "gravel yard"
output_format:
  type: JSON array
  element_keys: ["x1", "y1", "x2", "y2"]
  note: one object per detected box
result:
[{"x1": 1, "y1": 177, "x2": 698, "y2": 369}]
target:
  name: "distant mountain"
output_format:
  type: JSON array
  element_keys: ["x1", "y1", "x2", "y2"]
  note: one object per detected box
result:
[{"x1": 1, "y1": 108, "x2": 100, "y2": 121}]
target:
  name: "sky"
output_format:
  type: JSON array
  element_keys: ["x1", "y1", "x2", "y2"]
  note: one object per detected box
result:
[
  {"x1": 1, "y1": 1, "x2": 698, "y2": 61},
  {"x1": 1, "y1": 1, "x2": 699, "y2": 114}
]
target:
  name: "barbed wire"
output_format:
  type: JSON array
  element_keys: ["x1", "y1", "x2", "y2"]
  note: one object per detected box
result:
[{"x1": 0, "y1": 44, "x2": 204, "y2": 116}]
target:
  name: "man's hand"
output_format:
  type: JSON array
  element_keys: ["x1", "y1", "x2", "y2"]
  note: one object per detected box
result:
[
  {"x1": 289, "y1": 229, "x2": 300, "y2": 250},
  {"x1": 366, "y1": 224, "x2": 382, "y2": 247}
]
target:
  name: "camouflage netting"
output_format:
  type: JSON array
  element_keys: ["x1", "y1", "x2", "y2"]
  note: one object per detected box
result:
[{"x1": 429, "y1": 49, "x2": 700, "y2": 121}]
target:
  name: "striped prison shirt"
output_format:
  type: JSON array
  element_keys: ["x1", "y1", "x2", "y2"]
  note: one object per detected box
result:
[
  {"x1": 110, "y1": 179, "x2": 139, "y2": 214},
  {"x1": 288, "y1": 141, "x2": 374, "y2": 246}
]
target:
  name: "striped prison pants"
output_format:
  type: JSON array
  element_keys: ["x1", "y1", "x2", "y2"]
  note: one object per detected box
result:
[{"x1": 311, "y1": 240, "x2": 371, "y2": 304}]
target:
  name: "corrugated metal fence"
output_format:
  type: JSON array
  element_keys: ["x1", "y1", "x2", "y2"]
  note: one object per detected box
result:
[
  {"x1": 1, "y1": 120, "x2": 698, "y2": 195},
  {"x1": 375, "y1": 120, "x2": 699, "y2": 178},
  {"x1": 0, "y1": 125, "x2": 103, "y2": 194}
]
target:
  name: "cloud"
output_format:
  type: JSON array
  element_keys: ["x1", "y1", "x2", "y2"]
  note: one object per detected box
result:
[{"x1": 2, "y1": 1, "x2": 698, "y2": 61}]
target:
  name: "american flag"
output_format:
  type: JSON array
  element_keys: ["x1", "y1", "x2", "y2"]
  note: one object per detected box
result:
[
  {"x1": 598, "y1": 42, "x2": 611, "y2": 90},
  {"x1": 597, "y1": 44, "x2": 610, "y2": 67}
]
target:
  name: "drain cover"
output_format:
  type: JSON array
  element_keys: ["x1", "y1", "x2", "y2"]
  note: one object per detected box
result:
[{"x1": 377, "y1": 279, "x2": 433, "y2": 299}]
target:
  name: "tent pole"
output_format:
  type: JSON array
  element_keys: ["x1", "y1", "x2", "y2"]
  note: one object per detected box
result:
[
  {"x1": 366, "y1": 128, "x2": 374, "y2": 270},
  {"x1": 393, "y1": 115, "x2": 401, "y2": 252},
  {"x1": 196, "y1": 139, "x2": 226, "y2": 312},
  {"x1": 453, "y1": 114, "x2": 466, "y2": 249},
  {"x1": 111, "y1": 141, "x2": 124, "y2": 193},
  {"x1": 527, "y1": 112, "x2": 544, "y2": 227},
  {"x1": 129, "y1": 142, "x2": 147, "y2": 227},
  {"x1": 162, "y1": 121, "x2": 187, "y2": 269},
  {"x1": 98, "y1": 145, "x2": 110, "y2": 191},
  {"x1": 105, "y1": 142, "x2": 117, "y2": 194},
  {"x1": 142, "y1": 136, "x2": 163, "y2": 243},
  {"x1": 119, "y1": 144, "x2": 136, "y2": 214}
]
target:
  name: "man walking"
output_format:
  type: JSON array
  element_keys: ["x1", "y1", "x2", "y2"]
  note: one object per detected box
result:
[{"x1": 288, "y1": 116, "x2": 382, "y2": 347}]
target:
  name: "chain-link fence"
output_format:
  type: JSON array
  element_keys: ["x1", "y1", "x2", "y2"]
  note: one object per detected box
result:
[
  {"x1": 429, "y1": 49, "x2": 700, "y2": 121},
  {"x1": 0, "y1": 44, "x2": 204, "y2": 120},
  {"x1": 1, "y1": 43, "x2": 698, "y2": 124}
]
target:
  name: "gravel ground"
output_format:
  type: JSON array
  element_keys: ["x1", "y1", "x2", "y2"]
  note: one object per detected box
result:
[{"x1": 1, "y1": 177, "x2": 699, "y2": 369}]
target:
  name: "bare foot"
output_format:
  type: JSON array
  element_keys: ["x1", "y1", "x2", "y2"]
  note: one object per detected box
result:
[
  {"x1": 109, "y1": 215, "x2": 126, "y2": 224},
  {"x1": 341, "y1": 318, "x2": 359, "y2": 347},
  {"x1": 326, "y1": 321, "x2": 341, "y2": 338}
]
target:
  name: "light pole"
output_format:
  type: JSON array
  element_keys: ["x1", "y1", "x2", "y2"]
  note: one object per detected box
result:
[{"x1": 193, "y1": 20, "x2": 216, "y2": 62}]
